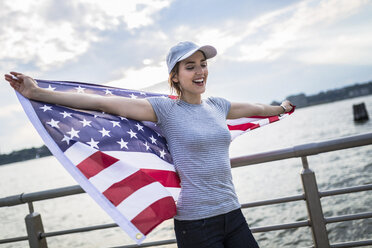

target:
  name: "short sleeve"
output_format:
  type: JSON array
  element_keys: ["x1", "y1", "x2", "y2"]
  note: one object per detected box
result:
[
  {"x1": 208, "y1": 97, "x2": 231, "y2": 118},
  {"x1": 146, "y1": 97, "x2": 174, "y2": 125}
]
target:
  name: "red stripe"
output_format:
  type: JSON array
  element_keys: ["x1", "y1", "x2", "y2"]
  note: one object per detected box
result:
[
  {"x1": 140, "y1": 169, "x2": 180, "y2": 188},
  {"x1": 103, "y1": 170, "x2": 154, "y2": 206},
  {"x1": 268, "y1": 116, "x2": 279, "y2": 123},
  {"x1": 131, "y1": 196, "x2": 176, "y2": 235},
  {"x1": 77, "y1": 151, "x2": 118, "y2": 179},
  {"x1": 228, "y1": 122, "x2": 259, "y2": 131}
]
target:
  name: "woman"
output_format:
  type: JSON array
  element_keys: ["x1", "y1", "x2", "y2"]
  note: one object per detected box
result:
[{"x1": 5, "y1": 41, "x2": 292, "y2": 248}]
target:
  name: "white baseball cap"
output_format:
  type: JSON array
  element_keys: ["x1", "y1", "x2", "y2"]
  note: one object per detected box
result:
[{"x1": 166, "y1": 41, "x2": 217, "y2": 74}]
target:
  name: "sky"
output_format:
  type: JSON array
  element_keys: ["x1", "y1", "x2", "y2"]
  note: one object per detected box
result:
[{"x1": 1, "y1": 0, "x2": 372, "y2": 153}]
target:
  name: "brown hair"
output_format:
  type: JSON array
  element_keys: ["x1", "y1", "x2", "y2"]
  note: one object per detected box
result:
[{"x1": 168, "y1": 62, "x2": 182, "y2": 99}]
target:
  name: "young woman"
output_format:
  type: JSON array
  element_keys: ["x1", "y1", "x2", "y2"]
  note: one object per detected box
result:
[{"x1": 5, "y1": 41, "x2": 293, "y2": 248}]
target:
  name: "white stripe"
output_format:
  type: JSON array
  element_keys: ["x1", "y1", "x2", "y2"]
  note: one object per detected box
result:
[
  {"x1": 227, "y1": 117, "x2": 263, "y2": 125},
  {"x1": 279, "y1": 113, "x2": 289, "y2": 120},
  {"x1": 258, "y1": 118, "x2": 269, "y2": 126},
  {"x1": 117, "y1": 182, "x2": 171, "y2": 221},
  {"x1": 65, "y1": 142, "x2": 97, "y2": 165},
  {"x1": 89, "y1": 160, "x2": 139, "y2": 192},
  {"x1": 230, "y1": 130, "x2": 245, "y2": 140},
  {"x1": 165, "y1": 187, "x2": 181, "y2": 201},
  {"x1": 106, "y1": 151, "x2": 175, "y2": 172}
]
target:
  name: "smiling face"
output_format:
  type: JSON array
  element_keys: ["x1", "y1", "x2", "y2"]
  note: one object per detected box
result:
[{"x1": 173, "y1": 51, "x2": 208, "y2": 103}]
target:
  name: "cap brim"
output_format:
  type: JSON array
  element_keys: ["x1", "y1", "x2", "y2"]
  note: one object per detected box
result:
[{"x1": 179, "y1": 45, "x2": 217, "y2": 62}]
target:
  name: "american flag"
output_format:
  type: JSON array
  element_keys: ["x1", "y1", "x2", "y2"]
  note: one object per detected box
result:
[{"x1": 16, "y1": 80, "x2": 294, "y2": 244}]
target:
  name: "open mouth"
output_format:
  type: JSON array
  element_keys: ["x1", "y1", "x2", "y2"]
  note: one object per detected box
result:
[{"x1": 193, "y1": 78, "x2": 204, "y2": 86}]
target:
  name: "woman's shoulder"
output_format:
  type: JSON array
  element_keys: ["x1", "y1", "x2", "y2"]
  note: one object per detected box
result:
[
  {"x1": 206, "y1": 96, "x2": 230, "y2": 105},
  {"x1": 146, "y1": 96, "x2": 178, "y2": 109}
]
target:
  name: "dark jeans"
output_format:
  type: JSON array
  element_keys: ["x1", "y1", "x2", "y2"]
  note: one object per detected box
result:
[{"x1": 174, "y1": 208, "x2": 259, "y2": 248}]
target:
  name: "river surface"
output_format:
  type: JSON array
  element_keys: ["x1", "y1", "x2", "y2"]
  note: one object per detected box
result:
[{"x1": 0, "y1": 95, "x2": 371, "y2": 248}]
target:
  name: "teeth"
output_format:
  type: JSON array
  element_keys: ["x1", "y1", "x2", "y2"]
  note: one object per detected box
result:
[{"x1": 194, "y1": 79, "x2": 203, "y2": 83}]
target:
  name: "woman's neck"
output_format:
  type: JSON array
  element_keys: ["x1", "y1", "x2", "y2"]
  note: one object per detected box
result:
[{"x1": 180, "y1": 94, "x2": 202, "y2": 105}]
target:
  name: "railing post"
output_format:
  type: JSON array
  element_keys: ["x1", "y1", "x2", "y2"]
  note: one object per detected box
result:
[
  {"x1": 25, "y1": 202, "x2": 48, "y2": 248},
  {"x1": 300, "y1": 156, "x2": 330, "y2": 248}
]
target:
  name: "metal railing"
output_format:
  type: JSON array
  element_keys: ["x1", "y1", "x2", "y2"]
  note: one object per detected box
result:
[{"x1": 0, "y1": 132, "x2": 371, "y2": 248}]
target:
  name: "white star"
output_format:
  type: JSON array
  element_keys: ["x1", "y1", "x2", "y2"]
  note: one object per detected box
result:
[
  {"x1": 130, "y1": 93, "x2": 138, "y2": 99},
  {"x1": 46, "y1": 84, "x2": 56, "y2": 91},
  {"x1": 46, "y1": 119, "x2": 59, "y2": 128},
  {"x1": 94, "y1": 115, "x2": 99, "y2": 118},
  {"x1": 104, "y1": 89, "x2": 113, "y2": 95},
  {"x1": 149, "y1": 135, "x2": 157, "y2": 144},
  {"x1": 135, "y1": 123, "x2": 144, "y2": 131},
  {"x1": 139, "y1": 92, "x2": 146, "y2": 95},
  {"x1": 161, "y1": 95, "x2": 167, "y2": 99},
  {"x1": 40, "y1": 105, "x2": 52, "y2": 112},
  {"x1": 117, "y1": 138, "x2": 128, "y2": 149},
  {"x1": 80, "y1": 119, "x2": 92, "y2": 127},
  {"x1": 61, "y1": 135, "x2": 72, "y2": 145},
  {"x1": 159, "y1": 149, "x2": 166, "y2": 159},
  {"x1": 143, "y1": 142, "x2": 150, "y2": 151},
  {"x1": 87, "y1": 138, "x2": 99, "y2": 149},
  {"x1": 75, "y1": 86, "x2": 86, "y2": 93},
  {"x1": 67, "y1": 128, "x2": 80, "y2": 139},
  {"x1": 60, "y1": 111, "x2": 72, "y2": 118},
  {"x1": 99, "y1": 127, "x2": 111, "y2": 137},
  {"x1": 110, "y1": 121, "x2": 121, "y2": 127},
  {"x1": 119, "y1": 116, "x2": 128, "y2": 121},
  {"x1": 127, "y1": 129, "x2": 137, "y2": 139}
]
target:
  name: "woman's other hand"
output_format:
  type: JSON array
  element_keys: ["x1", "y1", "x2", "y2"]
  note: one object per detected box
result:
[
  {"x1": 280, "y1": 100, "x2": 293, "y2": 113},
  {"x1": 4, "y1": 72, "x2": 39, "y2": 99}
]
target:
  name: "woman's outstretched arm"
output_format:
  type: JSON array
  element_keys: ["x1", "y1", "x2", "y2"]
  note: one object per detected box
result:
[
  {"x1": 4, "y1": 72, "x2": 157, "y2": 122},
  {"x1": 227, "y1": 100, "x2": 293, "y2": 119}
]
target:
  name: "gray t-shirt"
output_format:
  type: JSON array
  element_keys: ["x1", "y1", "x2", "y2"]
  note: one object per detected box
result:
[{"x1": 146, "y1": 96, "x2": 240, "y2": 220}]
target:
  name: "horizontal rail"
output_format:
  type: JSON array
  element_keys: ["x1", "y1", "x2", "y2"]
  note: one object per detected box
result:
[
  {"x1": 320, "y1": 184, "x2": 372, "y2": 197},
  {"x1": 241, "y1": 194, "x2": 305, "y2": 208},
  {"x1": 1, "y1": 133, "x2": 371, "y2": 208},
  {"x1": 111, "y1": 239, "x2": 177, "y2": 248},
  {"x1": 0, "y1": 236, "x2": 28, "y2": 244},
  {"x1": 230, "y1": 132, "x2": 372, "y2": 168},
  {"x1": 331, "y1": 240, "x2": 372, "y2": 248},
  {"x1": 0, "y1": 185, "x2": 83, "y2": 207},
  {"x1": 325, "y1": 212, "x2": 372, "y2": 224},
  {"x1": 40, "y1": 223, "x2": 117, "y2": 238},
  {"x1": 251, "y1": 220, "x2": 309, "y2": 232},
  {"x1": 29, "y1": 211, "x2": 372, "y2": 244}
]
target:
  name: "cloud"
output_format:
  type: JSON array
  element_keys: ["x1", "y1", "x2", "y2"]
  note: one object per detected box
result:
[
  {"x1": 0, "y1": 0, "x2": 173, "y2": 71},
  {"x1": 165, "y1": 0, "x2": 372, "y2": 66},
  {"x1": 0, "y1": 104, "x2": 23, "y2": 118},
  {"x1": 226, "y1": 0, "x2": 372, "y2": 64},
  {"x1": 107, "y1": 62, "x2": 168, "y2": 89},
  {"x1": 1, "y1": 122, "x2": 43, "y2": 153}
]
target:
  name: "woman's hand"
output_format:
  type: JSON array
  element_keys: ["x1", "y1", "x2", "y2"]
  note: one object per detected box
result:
[
  {"x1": 4, "y1": 72, "x2": 39, "y2": 99},
  {"x1": 280, "y1": 100, "x2": 293, "y2": 113}
]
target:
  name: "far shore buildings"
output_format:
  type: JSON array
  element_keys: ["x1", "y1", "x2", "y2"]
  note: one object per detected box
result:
[{"x1": 286, "y1": 81, "x2": 371, "y2": 108}]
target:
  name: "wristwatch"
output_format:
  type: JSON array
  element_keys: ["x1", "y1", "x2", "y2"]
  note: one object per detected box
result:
[{"x1": 280, "y1": 104, "x2": 286, "y2": 113}]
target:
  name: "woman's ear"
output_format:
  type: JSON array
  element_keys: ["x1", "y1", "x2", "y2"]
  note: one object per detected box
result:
[{"x1": 172, "y1": 74, "x2": 179, "y2": 83}]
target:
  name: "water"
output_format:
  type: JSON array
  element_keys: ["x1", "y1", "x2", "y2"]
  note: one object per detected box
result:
[{"x1": 1, "y1": 95, "x2": 371, "y2": 248}]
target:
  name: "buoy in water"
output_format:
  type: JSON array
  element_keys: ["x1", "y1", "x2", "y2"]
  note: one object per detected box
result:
[{"x1": 353, "y1": 102, "x2": 369, "y2": 122}]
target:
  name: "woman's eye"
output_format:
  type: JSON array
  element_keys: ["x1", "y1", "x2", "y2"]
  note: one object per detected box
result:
[
  {"x1": 186, "y1": 67, "x2": 194, "y2": 70},
  {"x1": 201, "y1": 63, "x2": 207, "y2": 68}
]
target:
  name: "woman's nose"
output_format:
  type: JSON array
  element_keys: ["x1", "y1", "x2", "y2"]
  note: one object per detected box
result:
[{"x1": 195, "y1": 65, "x2": 204, "y2": 74}]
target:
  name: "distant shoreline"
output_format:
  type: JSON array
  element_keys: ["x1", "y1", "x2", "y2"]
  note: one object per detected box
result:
[{"x1": 0, "y1": 145, "x2": 51, "y2": 166}]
